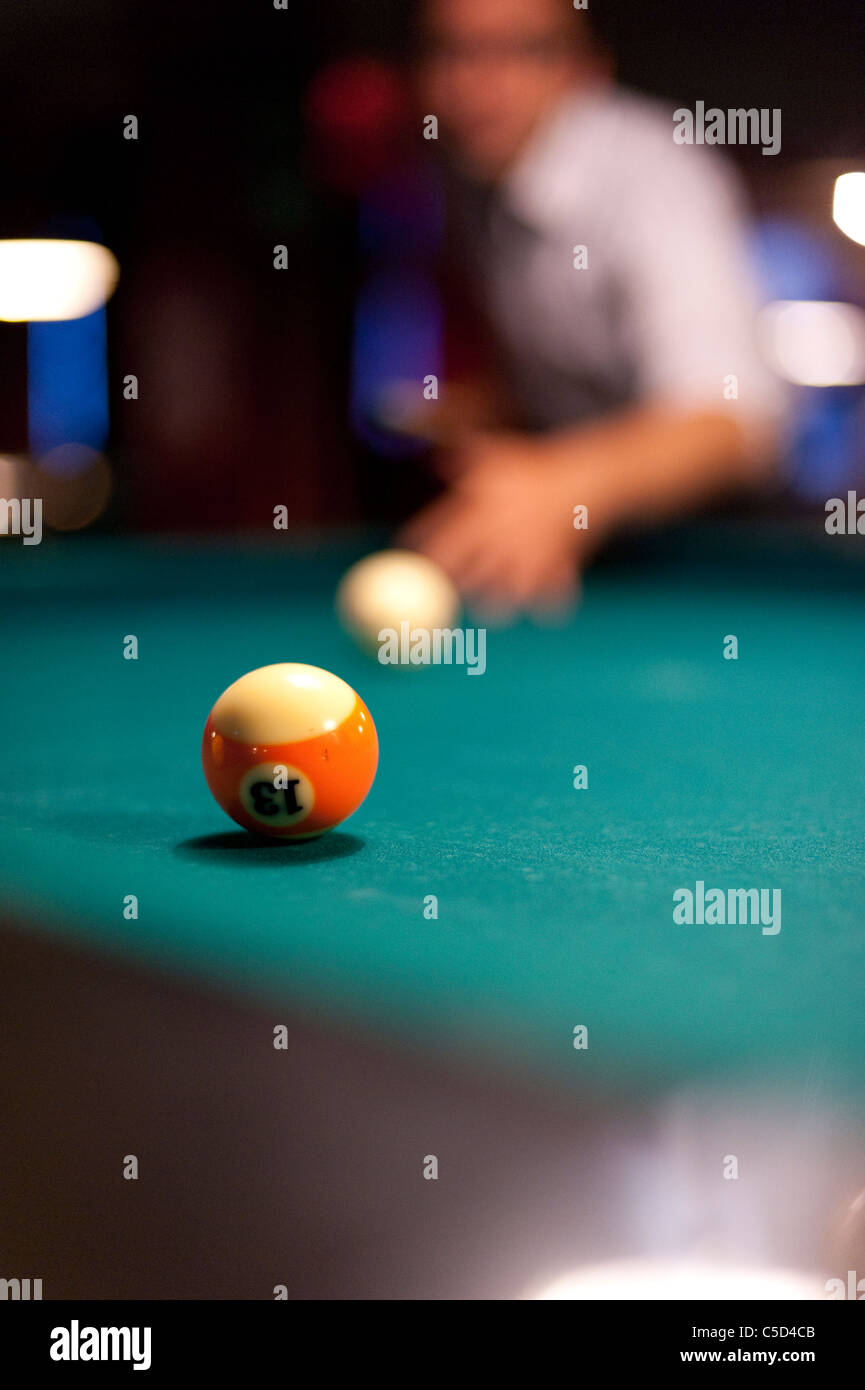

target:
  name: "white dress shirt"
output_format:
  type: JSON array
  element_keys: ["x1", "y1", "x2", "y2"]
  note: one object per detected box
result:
[{"x1": 450, "y1": 85, "x2": 785, "y2": 442}]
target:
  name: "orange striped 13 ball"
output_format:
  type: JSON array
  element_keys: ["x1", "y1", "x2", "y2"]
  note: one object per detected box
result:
[{"x1": 202, "y1": 663, "x2": 378, "y2": 839}]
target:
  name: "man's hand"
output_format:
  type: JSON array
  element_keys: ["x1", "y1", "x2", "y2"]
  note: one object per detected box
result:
[{"x1": 400, "y1": 432, "x2": 609, "y2": 618}]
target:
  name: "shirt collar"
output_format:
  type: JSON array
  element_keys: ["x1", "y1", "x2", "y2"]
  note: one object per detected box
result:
[{"x1": 499, "y1": 86, "x2": 605, "y2": 231}]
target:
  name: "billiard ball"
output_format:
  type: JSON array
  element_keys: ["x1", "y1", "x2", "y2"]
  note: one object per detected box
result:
[
  {"x1": 201, "y1": 663, "x2": 378, "y2": 839},
  {"x1": 336, "y1": 549, "x2": 460, "y2": 657}
]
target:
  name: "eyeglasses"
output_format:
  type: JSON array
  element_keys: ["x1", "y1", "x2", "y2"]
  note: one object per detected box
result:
[{"x1": 418, "y1": 35, "x2": 573, "y2": 66}]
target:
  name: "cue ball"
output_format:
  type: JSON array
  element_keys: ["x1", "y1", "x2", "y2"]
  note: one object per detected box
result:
[
  {"x1": 201, "y1": 663, "x2": 378, "y2": 839},
  {"x1": 336, "y1": 548, "x2": 460, "y2": 655}
]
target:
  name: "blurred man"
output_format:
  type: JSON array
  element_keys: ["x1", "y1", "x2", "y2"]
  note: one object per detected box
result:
[{"x1": 400, "y1": 0, "x2": 785, "y2": 613}]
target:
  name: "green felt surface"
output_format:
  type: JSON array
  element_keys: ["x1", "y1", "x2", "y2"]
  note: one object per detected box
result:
[{"x1": 1, "y1": 526, "x2": 863, "y2": 1100}]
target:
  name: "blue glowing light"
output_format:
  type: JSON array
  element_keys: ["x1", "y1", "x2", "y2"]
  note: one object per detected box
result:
[{"x1": 28, "y1": 307, "x2": 109, "y2": 458}]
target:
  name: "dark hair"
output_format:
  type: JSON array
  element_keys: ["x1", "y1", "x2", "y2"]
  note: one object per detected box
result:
[{"x1": 400, "y1": 0, "x2": 594, "y2": 63}]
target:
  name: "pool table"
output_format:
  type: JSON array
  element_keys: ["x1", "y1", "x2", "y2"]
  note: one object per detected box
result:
[{"x1": 2, "y1": 519, "x2": 864, "y2": 1299}]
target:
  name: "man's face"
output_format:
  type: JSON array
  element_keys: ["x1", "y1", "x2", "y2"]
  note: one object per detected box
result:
[{"x1": 416, "y1": 0, "x2": 585, "y2": 182}]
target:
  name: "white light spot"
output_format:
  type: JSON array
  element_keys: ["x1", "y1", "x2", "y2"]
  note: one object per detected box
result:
[
  {"x1": 758, "y1": 300, "x2": 865, "y2": 387},
  {"x1": 530, "y1": 1257, "x2": 823, "y2": 1301},
  {"x1": 0, "y1": 240, "x2": 119, "y2": 321},
  {"x1": 833, "y1": 172, "x2": 865, "y2": 248}
]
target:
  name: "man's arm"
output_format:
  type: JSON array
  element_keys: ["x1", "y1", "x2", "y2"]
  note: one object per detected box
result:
[
  {"x1": 546, "y1": 400, "x2": 778, "y2": 528},
  {"x1": 401, "y1": 401, "x2": 776, "y2": 615}
]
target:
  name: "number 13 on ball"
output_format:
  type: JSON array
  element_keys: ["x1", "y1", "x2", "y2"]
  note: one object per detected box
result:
[{"x1": 202, "y1": 663, "x2": 379, "y2": 839}]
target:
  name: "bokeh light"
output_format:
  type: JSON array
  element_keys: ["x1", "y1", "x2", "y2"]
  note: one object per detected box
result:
[
  {"x1": 532, "y1": 1258, "x2": 824, "y2": 1301},
  {"x1": 0, "y1": 454, "x2": 23, "y2": 500},
  {"x1": 32, "y1": 445, "x2": 113, "y2": 530},
  {"x1": 833, "y1": 173, "x2": 865, "y2": 248},
  {"x1": 0, "y1": 240, "x2": 119, "y2": 322},
  {"x1": 758, "y1": 300, "x2": 865, "y2": 387}
]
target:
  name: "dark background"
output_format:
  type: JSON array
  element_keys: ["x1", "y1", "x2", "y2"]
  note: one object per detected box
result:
[{"x1": 1, "y1": 0, "x2": 863, "y2": 529}]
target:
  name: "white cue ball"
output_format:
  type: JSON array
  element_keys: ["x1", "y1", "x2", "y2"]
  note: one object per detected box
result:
[{"x1": 336, "y1": 549, "x2": 460, "y2": 655}]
